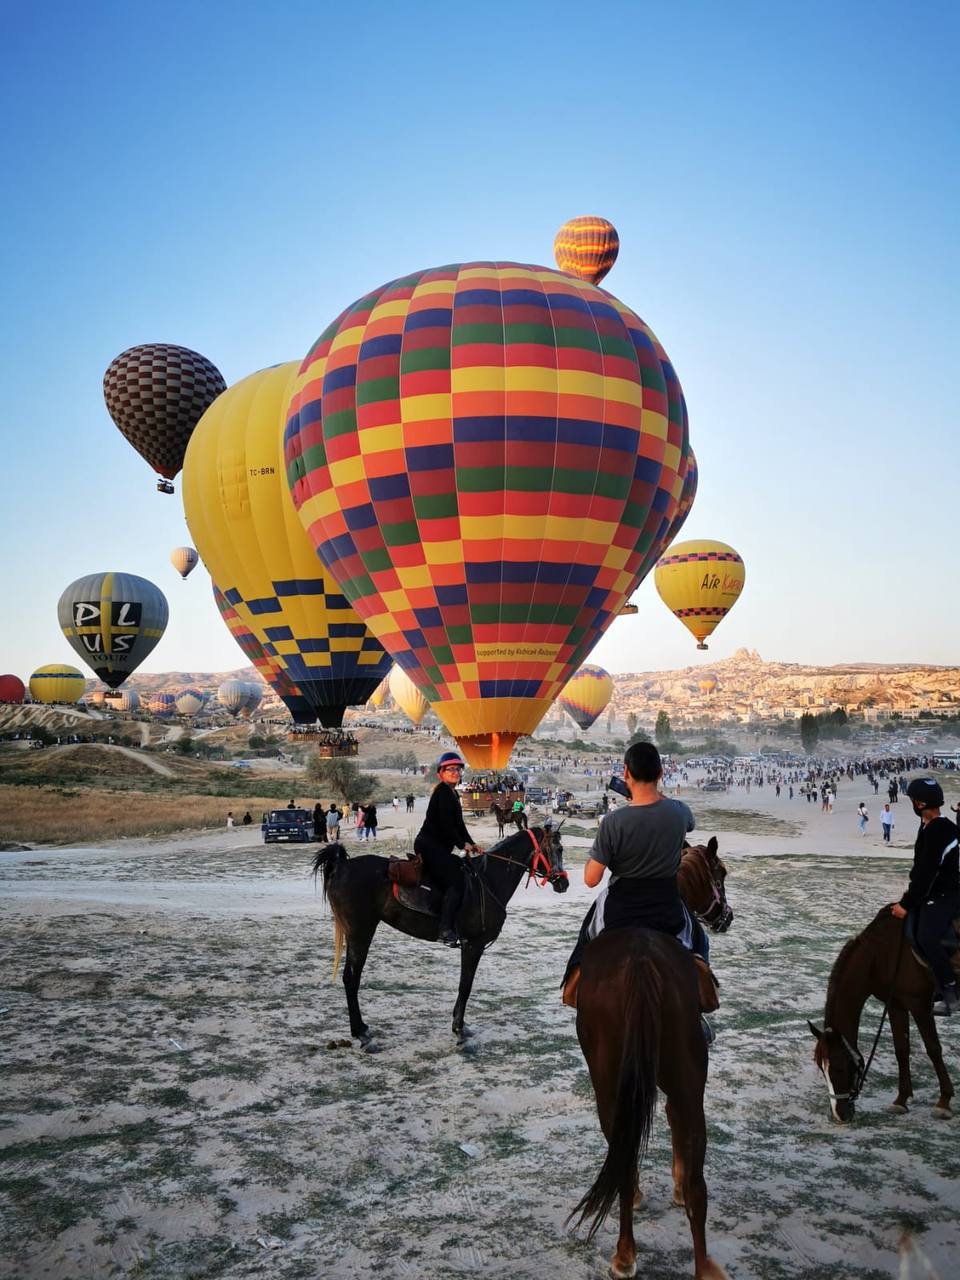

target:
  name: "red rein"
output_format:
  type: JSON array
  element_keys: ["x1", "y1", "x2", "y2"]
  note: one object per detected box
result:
[{"x1": 526, "y1": 828, "x2": 567, "y2": 888}]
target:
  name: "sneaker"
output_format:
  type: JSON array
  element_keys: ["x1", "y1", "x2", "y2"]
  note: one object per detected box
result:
[
  {"x1": 933, "y1": 985, "x2": 960, "y2": 1017},
  {"x1": 701, "y1": 1015, "x2": 716, "y2": 1046},
  {"x1": 439, "y1": 930, "x2": 460, "y2": 948}
]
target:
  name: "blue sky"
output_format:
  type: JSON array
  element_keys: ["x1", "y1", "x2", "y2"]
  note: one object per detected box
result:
[{"x1": 1, "y1": 1, "x2": 957, "y2": 682}]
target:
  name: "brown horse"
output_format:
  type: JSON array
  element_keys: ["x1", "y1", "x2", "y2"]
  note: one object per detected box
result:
[
  {"x1": 572, "y1": 928, "x2": 726, "y2": 1279},
  {"x1": 312, "y1": 824, "x2": 566, "y2": 1044},
  {"x1": 490, "y1": 801, "x2": 527, "y2": 838},
  {"x1": 678, "y1": 837, "x2": 733, "y2": 935},
  {"x1": 809, "y1": 907, "x2": 954, "y2": 1122}
]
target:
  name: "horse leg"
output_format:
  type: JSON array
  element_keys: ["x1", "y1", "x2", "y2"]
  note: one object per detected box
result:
[
  {"x1": 611, "y1": 1177, "x2": 637, "y2": 1279},
  {"x1": 342, "y1": 922, "x2": 378, "y2": 1041},
  {"x1": 888, "y1": 1004, "x2": 913, "y2": 1111},
  {"x1": 667, "y1": 1093, "x2": 725, "y2": 1280},
  {"x1": 912, "y1": 1007, "x2": 954, "y2": 1116},
  {"x1": 452, "y1": 940, "x2": 484, "y2": 1042}
]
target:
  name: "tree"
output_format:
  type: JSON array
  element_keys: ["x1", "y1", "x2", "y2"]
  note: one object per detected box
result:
[
  {"x1": 800, "y1": 713, "x2": 820, "y2": 754},
  {"x1": 626, "y1": 712, "x2": 638, "y2": 737},
  {"x1": 306, "y1": 756, "x2": 377, "y2": 805},
  {"x1": 655, "y1": 711, "x2": 672, "y2": 747}
]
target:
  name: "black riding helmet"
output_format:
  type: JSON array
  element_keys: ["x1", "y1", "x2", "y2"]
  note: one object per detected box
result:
[{"x1": 905, "y1": 777, "x2": 944, "y2": 809}]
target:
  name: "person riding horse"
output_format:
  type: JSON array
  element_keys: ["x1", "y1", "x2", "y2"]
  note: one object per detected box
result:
[
  {"x1": 891, "y1": 776, "x2": 960, "y2": 1016},
  {"x1": 414, "y1": 750, "x2": 483, "y2": 947},
  {"x1": 562, "y1": 741, "x2": 702, "y2": 1006}
]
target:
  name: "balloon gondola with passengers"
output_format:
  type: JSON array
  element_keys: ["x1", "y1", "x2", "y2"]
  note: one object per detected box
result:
[{"x1": 287, "y1": 726, "x2": 359, "y2": 756}]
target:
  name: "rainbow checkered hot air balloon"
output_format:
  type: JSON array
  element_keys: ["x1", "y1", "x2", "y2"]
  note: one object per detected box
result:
[
  {"x1": 285, "y1": 262, "x2": 692, "y2": 768},
  {"x1": 558, "y1": 665, "x2": 614, "y2": 731},
  {"x1": 553, "y1": 217, "x2": 620, "y2": 285}
]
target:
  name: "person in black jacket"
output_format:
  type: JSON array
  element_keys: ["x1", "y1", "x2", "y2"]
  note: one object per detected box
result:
[
  {"x1": 891, "y1": 777, "x2": 960, "y2": 1015},
  {"x1": 415, "y1": 750, "x2": 482, "y2": 946}
]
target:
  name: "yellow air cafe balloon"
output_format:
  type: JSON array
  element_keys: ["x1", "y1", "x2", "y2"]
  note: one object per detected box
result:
[
  {"x1": 182, "y1": 363, "x2": 391, "y2": 727},
  {"x1": 654, "y1": 540, "x2": 745, "y2": 650},
  {"x1": 389, "y1": 665, "x2": 429, "y2": 726},
  {"x1": 29, "y1": 664, "x2": 85, "y2": 704}
]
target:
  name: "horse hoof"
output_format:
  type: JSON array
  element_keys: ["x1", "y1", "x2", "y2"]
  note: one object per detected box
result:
[
  {"x1": 932, "y1": 1105, "x2": 953, "y2": 1120},
  {"x1": 889, "y1": 1103, "x2": 909, "y2": 1114},
  {"x1": 608, "y1": 1261, "x2": 637, "y2": 1279},
  {"x1": 632, "y1": 1189, "x2": 644, "y2": 1209}
]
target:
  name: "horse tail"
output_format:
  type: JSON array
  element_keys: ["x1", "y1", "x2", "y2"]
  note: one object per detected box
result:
[
  {"x1": 570, "y1": 954, "x2": 662, "y2": 1240},
  {"x1": 310, "y1": 841, "x2": 348, "y2": 902}
]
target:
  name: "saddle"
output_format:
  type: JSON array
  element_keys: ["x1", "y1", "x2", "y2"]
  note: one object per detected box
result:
[{"x1": 905, "y1": 911, "x2": 960, "y2": 982}]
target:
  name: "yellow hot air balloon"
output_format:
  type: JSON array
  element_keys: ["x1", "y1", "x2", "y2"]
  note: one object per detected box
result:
[
  {"x1": 697, "y1": 672, "x2": 718, "y2": 694},
  {"x1": 368, "y1": 676, "x2": 388, "y2": 709},
  {"x1": 389, "y1": 665, "x2": 428, "y2": 727},
  {"x1": 182, "y1": 364, "x2": 392, "y2": 727},
  {"x1": 654, "y1": 540, "x2": 745, "y2": 650},
  {"x1": 558, "y1": 665, "x2": 614, "y2": 731},
  {"x1": 29, "y1": 664, "x2": 85, "y2": 704}
]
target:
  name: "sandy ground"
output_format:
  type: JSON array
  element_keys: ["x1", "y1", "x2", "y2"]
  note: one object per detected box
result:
[{"x1": 2, "y1": 779, "x2": 959, "y2": 1279}]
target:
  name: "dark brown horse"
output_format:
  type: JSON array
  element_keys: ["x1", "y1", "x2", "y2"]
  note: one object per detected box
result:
[
  {"x1": 572, "y1": 929, "x2": 726, "y2": 1279},
  {"x1": 312, "y1": 824, "x2": 566, "y2": 1044},
  {"x1": 809, "y1": 907, "x2": 954, "y2": 1121},
  {"x1": 678, "y1": 838, "x2": 733, "y2": 935},
  {"x1": 490, "y1": 801, "x2": 527, "y2": 838}
]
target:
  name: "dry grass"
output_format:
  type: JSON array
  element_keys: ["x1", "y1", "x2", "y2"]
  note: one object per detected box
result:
[{"x1": 0, "y1": 785, "x2": 296, "y2": 845}]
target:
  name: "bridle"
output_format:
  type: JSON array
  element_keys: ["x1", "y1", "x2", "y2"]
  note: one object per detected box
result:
[
  {"x1": 818, "y1": 1029, "x2": 867, "y2": 1104},
  {"x1": 685, "y1": 847, "x2": 730, "y2": 928},
  {"x1": 476, "y1": 827, "x2": 568, "y2": 889}
]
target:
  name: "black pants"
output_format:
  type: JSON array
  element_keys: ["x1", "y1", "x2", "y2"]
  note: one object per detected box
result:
[
  {"x1": 562, "y1": 882, "x2": 686, "y2": 986},
  {"x1": 417, "y1": 844, "x2": 465, "y2": 933},
  {"x1": 912, "y1": 894, "x2": 960, "y2": 993}
]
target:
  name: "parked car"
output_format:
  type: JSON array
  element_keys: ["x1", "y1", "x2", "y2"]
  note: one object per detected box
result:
[
  {"x1": 261, "y1": 807, "x2": 314, "y2": 843},
  {"x1": 701, "y1": 780, "x2": 727, "y2": 793}
]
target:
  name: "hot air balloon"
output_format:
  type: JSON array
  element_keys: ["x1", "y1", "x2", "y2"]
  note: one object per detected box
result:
[
  {"x1": 212, "y1": 584, "x2": 317, "y2": 724},
  {"x1": 85, "y1": 689, "x2": 107, "y2": 708},
  {"x1": 113, "y1": 689, "x2": 140, "y2": 712},
  {"x1": 218, "y1": 678, "x2": 250, "y2": 716},
  {"x1": 665, "y1": 447, "x2": 697, "y2": 549},
  {"x1": 368, "y1": 676, "x2": 388, "y2": 709},
  {"x1": 241, "y1": 682, "x2": 262, "y2": 717},
  {"x1": 286, "y1": 262, "x2": 691, "y2": 768},
  {"x1": 558, "y1": 665, "x2": 614, "y2": 731},
  {"x1": 697, "y1": 672, "x2": 718, "y2": 695},
  {"x1": 0, "y1": 674, "x2": 25, "y2": 704},
  {"x1": 170, "y1": 547, "x2": 199, "y2": 579},
  {"x1": 183, "y1": 363, "x2": 391, "y2": 727},
  {"x1": 149, "y1": 692, "x2": 176, "y2": 719},
  {"x1": 389, "y1": 665, "x2": 429, "y2": 727},
  {"x1": 29, "y1": 664, "x2": 85, "y2": 704},
  {"x1": 58, "y1": 573, "x2": 168, "y2": 689},
  {"x1": 175, "y1": 688, "x2": 204, "y2": 717},
  {"x1": 103, "y1": 344, "x2": 226, "y2": 493},
  {"x1": 553, "y1": 216, "x2": 620, "y2": 285},
  {"x1": 654, "y1": 540, "x2": 745, "y2": 650}
]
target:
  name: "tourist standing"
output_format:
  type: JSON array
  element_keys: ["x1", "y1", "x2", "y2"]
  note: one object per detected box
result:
[
  {"x1": 880, "y1": 805, "x2": 894, "y2": 843},
  {"x1": 857, "y1": 802, "x2": 869, "y2": 836}
]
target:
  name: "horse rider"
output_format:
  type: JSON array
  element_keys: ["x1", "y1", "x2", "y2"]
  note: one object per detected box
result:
[
  {"x1": 511, "y1": 796, "x2": 527, "y2": 829},
  {"x1": 891, "y1": 777, "x2": 960, "y2": 1016},
  {"x1": 562, "y1": 741, "x2": 700, "y2": 1006},
  {"x1": 415, "y1": 751, "x2": 483, "y2": 947}
]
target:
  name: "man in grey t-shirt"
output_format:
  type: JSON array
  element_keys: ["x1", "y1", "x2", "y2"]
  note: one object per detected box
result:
[{"x1": 562, "y1": 741, "x2": 695, "y2": 1001}]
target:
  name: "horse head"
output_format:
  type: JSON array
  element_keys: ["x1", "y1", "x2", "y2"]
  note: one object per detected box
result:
[
  {"x1": 533, "y1": 822, "x2": 568, "y2": 893},
  {"x1": 681, "y1": 835, "x2": 733, "y2": 932},
  {"x1": 808, "y1": 1020, "x2": 862, "y2": 1123}
]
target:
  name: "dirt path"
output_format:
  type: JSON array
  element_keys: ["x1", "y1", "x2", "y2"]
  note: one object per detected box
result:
[{"x1": 52, "y1": 742, "x2": 176, "y2": 777}]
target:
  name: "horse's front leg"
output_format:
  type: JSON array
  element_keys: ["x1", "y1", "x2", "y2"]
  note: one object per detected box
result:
[
  {"x1": 667, "y1": 1094, "x2": 725, "y2": 1279},
  {"x1": 912, "y1": 1007, "x2": 954, "y2": 1116},
  {"x1": 888, "y1": 1004, "x2": 913, "y2": 1111},
  {"x1": 452, "y1": 939, "x2": 484, "y2": 1041},
  {"x1": 343, "y1": 923, "x2": 378, "y2": 1041}
]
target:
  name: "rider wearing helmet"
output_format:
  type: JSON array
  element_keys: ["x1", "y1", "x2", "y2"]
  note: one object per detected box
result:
[
  {"x1": 891, "y1": 777, "x2": 960, "y2": 1016},
  {"x1": 415, "y1": 751, "x2": 482, "y2": 947}
]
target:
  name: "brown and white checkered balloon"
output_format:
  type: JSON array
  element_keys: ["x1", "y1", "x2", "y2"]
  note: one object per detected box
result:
[{"x1": 103, "y1": 343, "x2": 226, "y2": 479}]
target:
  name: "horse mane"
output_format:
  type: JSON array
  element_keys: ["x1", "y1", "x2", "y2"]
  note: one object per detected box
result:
[{"x1": 823, "y1": 910, "x2": 890, "y2": 1023}]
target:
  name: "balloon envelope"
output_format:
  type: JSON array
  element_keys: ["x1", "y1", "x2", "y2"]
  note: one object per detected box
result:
[
  {"x1": 171, "y1": 547, "x2": 199, "y2": 578},
  {"x1": 149, "y1": 692, "x2": 176, "y2": 718},
  {"x1": 558, "y1": 665, "x2": 614, "y2": 731},
  {"x1": 389, "y1": 666, "x2": 429, "y2": 727},
  {"x1": 212, "y1": 584, "x2": 317, "y2": 724},
  {"x1": 175, "y1": 688, "x2": 203, "y2": 716},
  {"x1": 58, "y1": 572, "x2": 168, "y2": 689},
  {"x1": 0, "y1": 674, "x2": 25, "y2": 704},
  {"x1": 183, "y1": 364, "x2": 391, "y2": 727},
  {"x1": 104, "y1": 344, "x2": 226, "y2": 481},
  {"x1": 218, "y1": 678, "x2": 253, "y2": 716},
  {"x1": 698, "y1": 672, "x2": 718, "y2": 694},
  {"x1": 654, "y1": 540, "x2": 745, "y2": 649},
  {"x1": 286, "y1": 262, "x2": 691, "y2": 767},
  {"x1": 29, "y1": 664, "x2": 85, "y2": 704},
  {"x1": 553, "y1": 216, "x2": 620, "y2": 285},
  {"x1": 113, "y1": 689, "x2": 140, "y2": 712}
]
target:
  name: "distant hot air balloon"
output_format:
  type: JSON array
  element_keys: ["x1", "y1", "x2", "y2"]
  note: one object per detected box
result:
[
  {"x1": 389, "y1": 666, "x2": 429, "y2": 727},
  {"x1": 558, "y1": 665, "x2": 614, "y2": 731},
  {"x1": 212, "y1": 584, "x2": 317, "y2": 724},
  {"x1": 553, "y1": 216, "x2": 620, "y2": 284},
  {"x1": 103, "y1": 344, "x2": 226, "y2": 492},
  {"x1": 698, "y1": 672, "x2": 718, "y2": 695},
  {"x1": 183, "y1": 364, "x2": 392, "y2": 727},
  {"x1": 113, "y1": 689, "x2": 140, "y2": 712},
  {"x1": 85, "y1": 689, "x2": 107, "y2": 707},
  {"x1": 170, "y1": 547, "x2": 199, "y2": 579},
  {"x1": 654, "y1": 540, "x2": 745, "y2": 650},
  {"x1": 286, "y1": 262, "x2": 691, "y2": 768},
  {"x1": 241, "y1": 682, "x2": 262, "y2": 717},
  {"x1": 0, "y1": 674, "x2": 25, "y2": 704},
  {"x1": 218, "y1": 678, "x2": 250, "y2": 716},
  {"x1": 58, "y1": 573, "x2": 168, "y2": 689},
  {"x1": 175, "y1": 688, "x2": 204, "y2": 717},
  {"x1": 149, "y1": 692, "x2": 176, "y2": 719},
  {"x1": 368, "y1": 676, "x2": 388, "y2": 709},
  {"x1": 29, "y1": 664, "x2": 85, "y2": 704}
]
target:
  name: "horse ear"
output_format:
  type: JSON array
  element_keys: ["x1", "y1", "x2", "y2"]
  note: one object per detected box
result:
[
  {"x1": 708, "y1": 836, "x2": 718, "y2": 856},
  {"x1": 808, "y1": 1020, "x2": 823, "y2": 1039}
]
